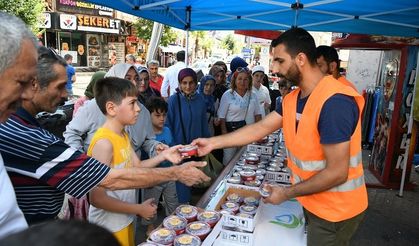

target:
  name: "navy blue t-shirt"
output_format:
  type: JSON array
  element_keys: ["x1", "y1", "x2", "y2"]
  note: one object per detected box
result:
[{"x1": 276, "y1": 93, "x2": 359, "y2": 144}]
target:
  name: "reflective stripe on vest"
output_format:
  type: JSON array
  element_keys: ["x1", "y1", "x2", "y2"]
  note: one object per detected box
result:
[
  {"x1": 287, "y1": 149, "x2": 362, "y2": 171},
  {"x1": 293, "y1": 173, "x2": 365, "y2": 192}
]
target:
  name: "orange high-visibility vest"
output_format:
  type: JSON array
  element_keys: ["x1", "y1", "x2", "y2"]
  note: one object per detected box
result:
[
  {"x1": 282, "y1": 75, "x2": 368, "y2": 222},
  {"x1": 338, "y1": 76, "x2": 357, "y2": 91}
]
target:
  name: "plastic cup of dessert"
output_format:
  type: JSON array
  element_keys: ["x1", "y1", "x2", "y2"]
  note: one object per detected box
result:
[
  {"x1": 179, "y1": 145, "x2": 198, "y2": 158},
  {"x1": 163, "y1": 215, "x2": 188, "y2": 235},
  {"x1": 175, "y1": 205, "x2": 198, "y2": 223}
]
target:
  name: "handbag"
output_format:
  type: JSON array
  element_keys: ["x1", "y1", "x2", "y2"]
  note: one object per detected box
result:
[
  {"x1": 192, "y1": 152, "x2": 224, "y2": 188},
  {"x1": 225, "y1": 92, "x2": 251, "y2": 133}
]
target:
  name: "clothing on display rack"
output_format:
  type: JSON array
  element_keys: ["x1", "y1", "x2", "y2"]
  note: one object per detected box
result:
[{"x1": 362, "y1": 86, "x2": 382, "y2": 146}]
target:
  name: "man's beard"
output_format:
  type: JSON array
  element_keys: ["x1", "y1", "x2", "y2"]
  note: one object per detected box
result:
[{"x1": 278, "y1": 63, "x2": 301, "y2": 87}]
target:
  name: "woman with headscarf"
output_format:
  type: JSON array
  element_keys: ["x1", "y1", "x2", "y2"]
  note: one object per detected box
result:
[
  {"x1": 73, "y1": 71, "x2": 106, "y2": 116},
  {"x1": 218, "y1": 67, "x2": 262, "y2": 165},
  {"x1": 137, "y1": 67, "x2": 161, "y2": 105},
  {"x1": 165, "y1": 68, "x2": 210, "y2": 203},
  {"x1": 198, "y1": 75, "x2": 216, "y2": 136}
]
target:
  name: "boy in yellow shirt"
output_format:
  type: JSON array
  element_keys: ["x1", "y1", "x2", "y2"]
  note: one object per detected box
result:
[{"x1": 87, "y1": 77, "x2": 183, "y2": 246}]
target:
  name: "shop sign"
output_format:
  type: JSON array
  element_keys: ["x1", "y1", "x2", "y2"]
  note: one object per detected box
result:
[
  {"x1": 56, "y1": 0, "x2": 113, "y2": 17},
  {"x1": 77, "y1": 15, "x2": 120, "y2": 34},
  {"x1": 60, "y1": 14, "x2": 77, "y2": 30},
  {"x1": 126, "y1": 36, "x2": 139, "y2": 42},
  {"x1": 38, "y1": 13, "x2": 51, "y2": 29}
]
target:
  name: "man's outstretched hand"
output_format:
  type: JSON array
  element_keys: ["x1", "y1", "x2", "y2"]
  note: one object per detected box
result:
[
  {"x1": 191, "y1": 138, "x2": 213, "y2": 157},
  {"x1": 176, "y1": 161, "x2": 211, "y2": 186}
]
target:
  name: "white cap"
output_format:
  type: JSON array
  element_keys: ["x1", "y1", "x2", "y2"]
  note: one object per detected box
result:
[{"x1": 252, "y1": 65, "x2": 265, "y2": 75}]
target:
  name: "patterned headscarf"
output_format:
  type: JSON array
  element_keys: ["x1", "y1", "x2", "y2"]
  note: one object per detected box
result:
[{"x1": 198, "y1": 75, "x2": 216, "y2": 115}]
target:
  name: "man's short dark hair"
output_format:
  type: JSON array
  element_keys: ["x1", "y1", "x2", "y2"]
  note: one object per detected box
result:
[
  {"x1": 63, "y1": 54, "x2": 72, "y2": 61},
  {"x1": 145, "y1": 96, "x2": 168, "y2": 114},
  {"x1": 94, "y1": 77, "x2": 138, "y2": 115},
  {"x1": 0, "y1": 220, "x2": 120, "y2": 246},
  {"x1": 271, "y1": 27, "x2": 317, "y2": 66},
  {"x1": 37, "y1": 46, "x2": 67, "y2": 89},
  {"x1": 316, "y1": 45, "x2": 340, "y2": 68},
  {"x1": 176, "y1": 50, "x2": 185, "y2": 62}
]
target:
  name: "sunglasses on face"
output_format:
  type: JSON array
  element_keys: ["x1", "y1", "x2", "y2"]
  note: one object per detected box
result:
[
  {"x1": 233, "y1": 67, "x2": 250, "y2": 79},
  {"x1": 236, "y1": 67, "x2": 249, "y2": 73}
]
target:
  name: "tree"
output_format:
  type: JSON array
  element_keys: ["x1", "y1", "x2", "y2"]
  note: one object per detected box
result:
[
  {"x1": 0, "y1": 0, "x2": 45, "y2": 34},
  {"x1": 190, "y1": 31, "x2": 213, "y2": 59},
  {"x1": 133, "y1": 18, "x2": 178, "y2": 47},
  {"x1": 222, "y1": 34, "x2": 236, "y2": 55}
]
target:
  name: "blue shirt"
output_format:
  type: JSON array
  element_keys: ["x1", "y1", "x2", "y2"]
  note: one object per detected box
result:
[
  {"x1": 156, "y1": 127, "x2": 174, "y2": 167},
  {"x1": 276, "y1": 93, "x2": 359, "y2": 144},
  {"x1": 66, "y1": 65, "x2": 75, "y2": 90}
]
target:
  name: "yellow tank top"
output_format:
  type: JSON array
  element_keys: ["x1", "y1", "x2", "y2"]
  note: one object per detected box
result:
[
  {"x1": 87, "y1": 127, "x2": 133, "y2": 169},
  {"x1": 87, "y1": 127, "x2": 136, "y2": 233}
]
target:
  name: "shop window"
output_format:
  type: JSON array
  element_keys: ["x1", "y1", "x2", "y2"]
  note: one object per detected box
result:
[{"x1": 58, "y1": 32, "x2": 87, "y2": 67}]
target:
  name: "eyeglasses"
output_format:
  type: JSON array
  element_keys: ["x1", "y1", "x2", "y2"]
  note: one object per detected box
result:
[
  {"x1": 233, "y1": 67, "x2": 250, "y2": 78},
  {"x1": 236, "y1": 67, "x2": 249, "y2": 73}
]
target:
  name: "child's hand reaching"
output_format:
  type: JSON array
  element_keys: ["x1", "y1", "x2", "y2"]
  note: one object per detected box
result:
[
  {"x1": 161, "y1": 145, "x2": 183, "y2": 164},
  {"x1": 137, "y1": 198, "x2": 157, "y2": 220}
]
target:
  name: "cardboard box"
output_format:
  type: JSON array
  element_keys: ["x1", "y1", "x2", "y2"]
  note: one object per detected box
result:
[
  {"x1": 226, "y1": 182, "x2": 261, "y2": 192},
  {"x1": 259, "y1": 154, "x2": 272, "y2": 162},
  {"x1": 219, "y1": 228, "x2": 254, "y2": 246},
  {"x1": 214, "y1": 187, "x2": 262, "y2": 232},
  {"x1": 201, "y1": 218, "x2": 223, "y2": 246},
  {"x1": 264, "y1": 170, "x2": 291, "y2": 183},
  {"x1": 246, "y1": 144, "x2": 273, "y2": 155}
]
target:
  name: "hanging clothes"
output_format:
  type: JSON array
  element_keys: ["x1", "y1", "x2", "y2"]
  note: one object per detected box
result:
[{"x1": 368, "y1": 88, "x2": 382, "y2": 144}]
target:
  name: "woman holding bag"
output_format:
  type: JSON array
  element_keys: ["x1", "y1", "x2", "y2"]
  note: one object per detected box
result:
[
  {"x1": 165, "y1": 68, "x2": 210, "y2": 203},
  {"x1": 218, "y1": 67, "x2": 262, "y2": 165}
]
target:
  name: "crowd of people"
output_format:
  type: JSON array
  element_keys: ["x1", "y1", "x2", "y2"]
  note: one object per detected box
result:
[{"x1": 0, "y1": 11, "x2": 366, "y2": 246}]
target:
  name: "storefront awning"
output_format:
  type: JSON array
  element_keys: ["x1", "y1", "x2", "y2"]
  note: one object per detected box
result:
[{"x1": 234, "y1": 30, "x2": 282, "y2": 40}]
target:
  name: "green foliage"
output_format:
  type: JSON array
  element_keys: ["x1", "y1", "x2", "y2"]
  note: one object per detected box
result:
[
  {"x1": 133, "y1": 18, "x2": 178, "y2": 47},
  {"x1": 190, "y1": 31, "x2": 213, "y2": 58},
  {"x1": 222, "y1": 34, "x2": 236, "y2": 55},
  {"x1": 0, "y1": 0, "x2": 45, "y2": 34}
]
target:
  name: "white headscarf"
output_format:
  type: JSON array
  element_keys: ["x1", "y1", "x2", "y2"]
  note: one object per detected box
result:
[{"x1": 105, "y1": 63, "x2": 139, "y2": 78}]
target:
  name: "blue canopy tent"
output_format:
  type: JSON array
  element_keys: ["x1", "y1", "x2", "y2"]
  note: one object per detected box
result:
[{"x1": 83, "y1": 0, "x2": 419, "y2": 37}]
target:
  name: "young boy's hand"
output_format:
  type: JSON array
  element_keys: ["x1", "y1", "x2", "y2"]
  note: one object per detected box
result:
[
  {"x1": 154, "y1": 143, "x2": 169, "y2": 155},
  {"x1": 137, "y1": 198, "x2": 157, "y2": 220},
  {"x1": 161, "y1": 145, "x2": 183, "y2": 164}
]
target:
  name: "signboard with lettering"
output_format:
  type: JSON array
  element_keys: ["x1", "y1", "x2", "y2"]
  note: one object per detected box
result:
[
  {"x1": 59, "y1": 14, "x2": 121, "y2": 34},
  {"x1": 108, "y1": 42, "x2": 125, "y2": 66},
  {"x1": 77, "y1": 15, "x2": 121, "y2": 34},
  {"x1": 56, "y1": 0, "x2": 113, "y2": 16}
]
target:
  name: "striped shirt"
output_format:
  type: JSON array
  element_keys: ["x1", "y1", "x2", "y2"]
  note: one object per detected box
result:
[{"x1": 0, "y1": 108, "x2": 110, "y2": 224}]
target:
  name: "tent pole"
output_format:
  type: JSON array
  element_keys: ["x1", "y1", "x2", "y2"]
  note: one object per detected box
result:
[
  {"x1": 186, "y1": 30, "x2": 189, "y2": 66},
  {"x1": 293, "y1": 0, "x2": 300, "y2": 27},
  {"x1": 44, "y1": 30, "x2": 48, "y2": 48},
  {"x1": 185, "y1": 5, "x2": 191, "y2": 66}
]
